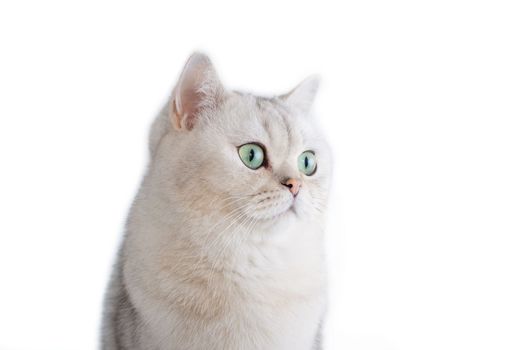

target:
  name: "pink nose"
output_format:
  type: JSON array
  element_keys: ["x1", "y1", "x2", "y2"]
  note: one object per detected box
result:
[{"x1": 282, "y1": 178, "x2": 301, "y2": 196}]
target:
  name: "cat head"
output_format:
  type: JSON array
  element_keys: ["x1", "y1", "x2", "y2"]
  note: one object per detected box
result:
[{"x1": 152, "y1": 53, "x2": 331, "y2": 230}]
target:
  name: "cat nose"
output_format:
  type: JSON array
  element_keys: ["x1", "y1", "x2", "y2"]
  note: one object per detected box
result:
[{"x1": 281, "y1": 178, "x2": 301, "y2": 196}]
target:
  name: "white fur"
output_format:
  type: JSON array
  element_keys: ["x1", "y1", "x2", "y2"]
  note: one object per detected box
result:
[{"x1": 102, "y1": 53, "x2": 332, "y2": 350}]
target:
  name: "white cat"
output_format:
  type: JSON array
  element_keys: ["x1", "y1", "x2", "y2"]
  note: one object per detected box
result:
[{"x1": 101, "y1": 53, "x2": 332, "y2": 350}]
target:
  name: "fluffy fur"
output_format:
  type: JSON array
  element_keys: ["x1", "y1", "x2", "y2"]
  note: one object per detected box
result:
[{"x1": 101, "y1": 53, "x2": 332, "y2": 350}]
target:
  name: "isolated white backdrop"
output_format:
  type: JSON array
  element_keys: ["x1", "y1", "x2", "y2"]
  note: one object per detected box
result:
[{"x1": 1, "y1": 1, "x2": 524, "y2": 349}]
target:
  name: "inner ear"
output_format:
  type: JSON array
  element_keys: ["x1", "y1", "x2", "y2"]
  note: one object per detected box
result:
[
  {"x1": 170, "y1": 52, "x2": 225, "y2": 131},
  {"x1": 173, "y1": 75, "x2": 201, "y2": 130}
]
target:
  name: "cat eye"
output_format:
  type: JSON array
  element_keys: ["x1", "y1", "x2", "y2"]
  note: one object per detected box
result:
[
  {"x1": 298, "y1": 151, "x2": 317, "y2": 176},
  {"x1": 238, "y1": 143, "x2": 265, "y2": 170}
]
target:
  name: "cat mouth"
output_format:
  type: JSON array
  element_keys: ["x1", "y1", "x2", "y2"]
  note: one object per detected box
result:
[
  {"x1": 241, "y1": 190, "x2": 296, "y2": 221},
  {"x1": 259, "y1": 201, "x2": 296, "y2": 221}
]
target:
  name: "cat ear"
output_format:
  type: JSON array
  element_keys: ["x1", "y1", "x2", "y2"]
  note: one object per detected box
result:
[
  {"x1": 169, "y1": 52, "x2": 224, "y2": 131},
  {"x1": 280, "y1": 75, "x2": 320, "y2": 115}
]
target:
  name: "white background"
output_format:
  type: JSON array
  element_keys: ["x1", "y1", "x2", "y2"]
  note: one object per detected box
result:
[{"x1": 1, "y1": 1, "x2": 524, "y2": 349}]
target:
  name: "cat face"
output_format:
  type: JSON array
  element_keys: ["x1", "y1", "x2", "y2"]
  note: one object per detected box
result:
[{"x1": 160, "y1": 53, "x2": 331, "y2": 229}]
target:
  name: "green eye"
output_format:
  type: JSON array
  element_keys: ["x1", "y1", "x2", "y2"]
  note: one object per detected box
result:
[
  {"x1": 238, "y1": 143, "x2": 265, "y2": 169},
  {"x1": 298, "y1": 151, "x2": 317, "y2": 176}
]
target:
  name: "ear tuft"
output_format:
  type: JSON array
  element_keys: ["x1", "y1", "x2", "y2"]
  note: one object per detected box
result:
[
  {"x1": 170, "y1": 52, "x2": 224, "y2": 131},
  {"x1": 281, "y1": 75, "x2": 320, "y2": 115}
]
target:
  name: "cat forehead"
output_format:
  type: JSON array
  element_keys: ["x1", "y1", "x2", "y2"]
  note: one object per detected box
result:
[{"x1": 217, "y1": 92, "x2": 317, "y2": 149}]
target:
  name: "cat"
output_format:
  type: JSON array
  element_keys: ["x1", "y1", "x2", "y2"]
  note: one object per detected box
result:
[{"x1": 101, "y1": 52, "x2": 332, "y2": 350}]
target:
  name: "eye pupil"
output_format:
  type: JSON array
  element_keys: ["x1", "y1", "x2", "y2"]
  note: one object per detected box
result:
[
  {"x1": 304, "y1": 156, "x2": 309, "y2": 168},
  {"x1": 249, "y1": 149, "x2": 255, "y2": 162}
]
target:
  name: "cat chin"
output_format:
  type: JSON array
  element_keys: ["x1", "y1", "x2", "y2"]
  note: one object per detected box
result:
[{"x1": 264, "y1": 208, "x2": 294, "y2": 222}]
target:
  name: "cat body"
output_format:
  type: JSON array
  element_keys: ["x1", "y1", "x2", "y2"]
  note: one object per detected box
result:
[{"x1": 102, "y1": 53, "x2": 331, "y2": 350}]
